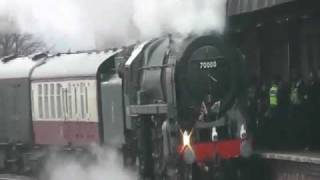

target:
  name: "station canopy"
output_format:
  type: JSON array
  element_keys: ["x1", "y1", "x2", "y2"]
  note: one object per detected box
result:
[
  {"x1": 31, "y1": 50, "x2": 119, "y2": 80},
  {"x1": 227, "y1": 0, "x2": 294, "y2": 16}
]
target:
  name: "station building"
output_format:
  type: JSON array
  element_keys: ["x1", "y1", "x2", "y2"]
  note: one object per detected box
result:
[{"x1": 227, "y1": 0, "x2": 320, "y2": 82}]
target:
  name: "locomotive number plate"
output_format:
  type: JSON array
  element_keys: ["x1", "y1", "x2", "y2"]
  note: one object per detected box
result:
[{"x1": 200, "y1": 61, "x2": 217, "y2": 69}]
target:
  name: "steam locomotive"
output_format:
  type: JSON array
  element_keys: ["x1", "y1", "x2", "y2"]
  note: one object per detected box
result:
[
  {"x1": 0, "y1": 34, "x2": 251, "y2": 179},
  {"x1": 120, "y1": 35, "x2": 251, "y2": 179}
]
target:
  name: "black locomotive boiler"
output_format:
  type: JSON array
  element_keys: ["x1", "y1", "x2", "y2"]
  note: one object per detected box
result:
[{"x1": 120, "y1": 34, "x2": 251, "y2": 180}]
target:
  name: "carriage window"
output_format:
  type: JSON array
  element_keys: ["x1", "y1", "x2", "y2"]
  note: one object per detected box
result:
[
  {"x1": 68, "y1": 83, "x2": 72, "y2": 118},
  {"x1": 44, "y1": 84, "x2": 49, "y2": 118},
  {"x1": 85, "y1": 86, "x2": 89, "y2": 115},
  {"x1": 80, "y1": 83, "x2": 85, "y2": 119},
  {"x1": 31, "y1": 89, "x2": 34, "y2": 115},
  {"x1": 74, "y1": 85, "x2": 78, "y2": 116},
  {"x1": 50, "y1": 84, "x2": 56, "y2": 118},
  {"x1": 64, "y1": 88, "x2": 68, "y2": 117},
  {"x1": 56, "y1": 84, "x2": 62, "y2": 118},
  {"x1": 38, "y1": 84, "x2": 43, "y2": 119}
]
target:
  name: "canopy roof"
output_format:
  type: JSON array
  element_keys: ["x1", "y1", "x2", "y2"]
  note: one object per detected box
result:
[{"x1": 227, "y1": 0, "x2": 294, "y2": 16}]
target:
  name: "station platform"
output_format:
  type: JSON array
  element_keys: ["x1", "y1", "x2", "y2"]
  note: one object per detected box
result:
[
  {"x1": 0, "y1": 174, "x2": 35, "y2": 180},
  {"x1": 255, "y1": 150, "x2": 320, "y2": 164},
  {"x1": 252, "y1": 150, "x2": 320, "y2": 180}
]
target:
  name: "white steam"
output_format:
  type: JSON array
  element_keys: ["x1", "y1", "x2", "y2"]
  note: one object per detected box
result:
[
  {"x1": 43, "y1": 145, "x2": 136, "y2": 180},
  {"x1": 133, "y1": 0, "x2": 226, "y2": 38},
  {"x1": 0, "y1": 0, "x2": 226, "y2": 51}
]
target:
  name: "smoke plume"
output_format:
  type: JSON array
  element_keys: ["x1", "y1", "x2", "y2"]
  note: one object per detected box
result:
[
  {"x1": 42, "y1": 145, "x2": 136, "y2": 180},
  {"x1": 0, "y1": 0, "x2": 226, "y2": 51}
]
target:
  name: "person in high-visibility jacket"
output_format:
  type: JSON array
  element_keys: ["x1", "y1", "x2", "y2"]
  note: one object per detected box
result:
[
  {"x1": 269, "y1": 82, "x2": 279, "y2": 108},
  {"x1": 265, "y1": 80, "x2": 280, "y2": 149}
]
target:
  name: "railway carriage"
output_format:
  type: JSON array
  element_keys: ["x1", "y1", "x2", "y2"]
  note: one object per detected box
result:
[
  {"x1": 30, "y1": 51, "x2": 124, "y2": 146},
  {"x1": 0, "y1": 55, "x2": 46, "y2": 170},
  {"x1": 0, "y1": 51, "x2": 126, "y2": 173},
  {"x1": 0, "y1": 55, "x2": 44, "y2": 145}
]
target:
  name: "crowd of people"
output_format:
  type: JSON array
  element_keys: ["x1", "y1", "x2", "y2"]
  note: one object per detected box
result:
[{"x1": 247, "y1": 70, "x2": 320, "y2": 150}]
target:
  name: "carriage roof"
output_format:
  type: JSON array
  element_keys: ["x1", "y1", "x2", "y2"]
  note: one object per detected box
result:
[
  {"x1": 31, "y1": 50, "x2": 119, "y2": 80},
  {"x1": 0, "y1": 56, "x2": 41, "y2": 79}
]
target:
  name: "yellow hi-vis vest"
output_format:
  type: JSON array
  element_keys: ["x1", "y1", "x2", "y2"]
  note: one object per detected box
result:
[{"x1": 269, "y1": 85, "x2": 278, "y2": 107}]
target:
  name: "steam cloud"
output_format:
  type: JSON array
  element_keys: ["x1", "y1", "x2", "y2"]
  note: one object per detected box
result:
[
  {"x1": 42, "y1": 145, "x2": 136, "y2": 180},
  {"x1": 0, "y1": 0, "x2": 226, "y2": 51}
]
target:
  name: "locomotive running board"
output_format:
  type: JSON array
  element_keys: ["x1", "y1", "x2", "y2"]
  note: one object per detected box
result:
[
  {"x1": 129, "y1": 104, "x2": 168, "y2": 115},
  {"x1": 129, "y1": 104, "x2": 226, "y2": 128}
]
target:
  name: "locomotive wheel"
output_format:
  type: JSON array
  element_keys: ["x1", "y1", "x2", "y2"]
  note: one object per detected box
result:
[
  {"x1": 137, "y1": 116, "x2": 154, "y2": 180},
  {"x1": 152, "y1": 119, "x2": 173, "y2": 180},
  {"x1": 138, "y1": 117, "x2": 185, "y2": 180},
  {"x1": 138, "y1": 116, "x2": 202, "y2": 180},
  {"x1": 215, "y1": 160, "x2": 242, "y2": 180},
  {"x1": 178, "y1": 164, "x2": 197, "y2": 180},
  {"x1": 153, "y1": 135, "x2": 166, "y2": 180},
  {"x1": 223, "y1": 160, "x2": 237, "y2": 180},
  {"x1": 122, "y1": 144, "x2": 137, "y2": 169},
  {"x1": 152, "y1": 124, "x2": 200, "y2": 180}
]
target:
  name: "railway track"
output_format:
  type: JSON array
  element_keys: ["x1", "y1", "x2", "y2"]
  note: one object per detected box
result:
[{"x1": 3, "y1": 152, "x2": 320, "y2": 180}]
